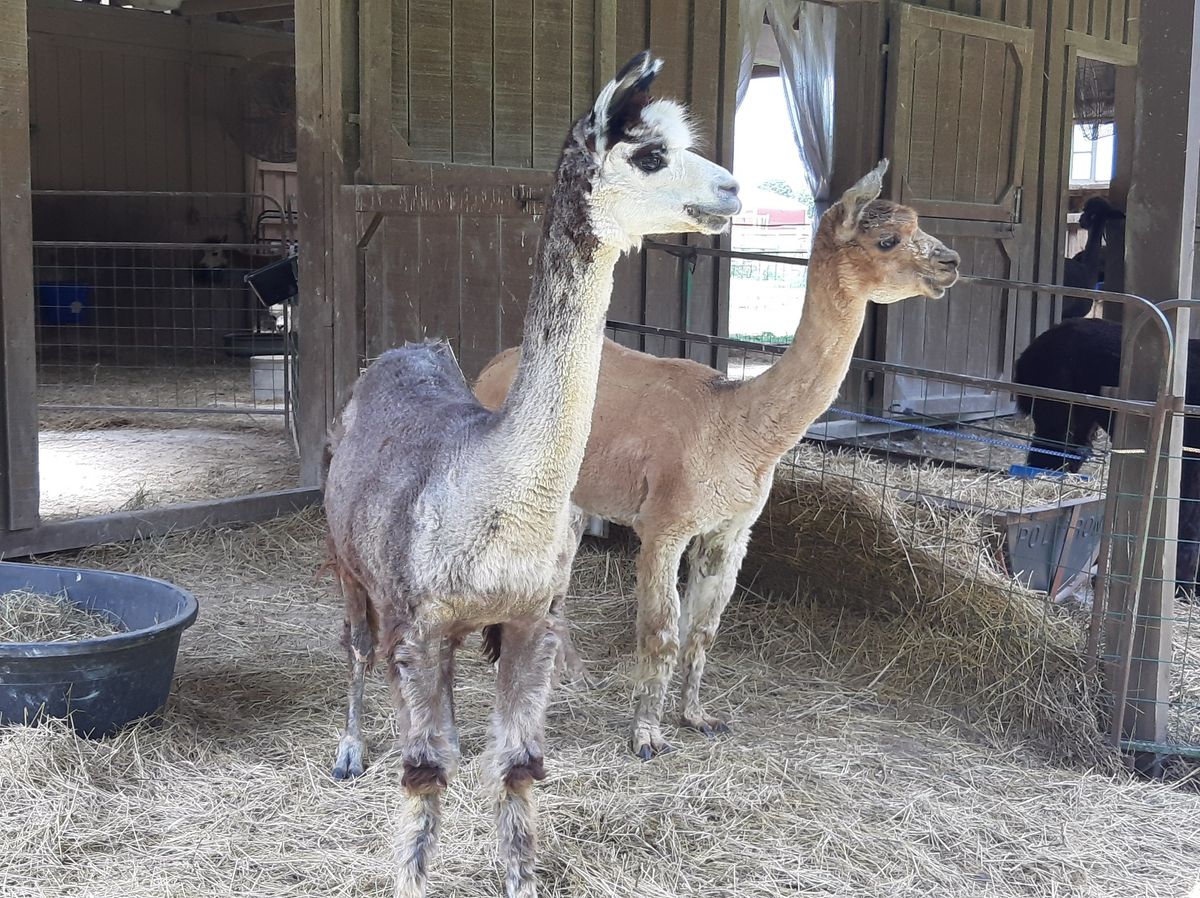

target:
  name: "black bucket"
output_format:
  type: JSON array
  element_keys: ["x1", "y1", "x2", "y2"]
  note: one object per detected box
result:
[{"x1": 0, "y1": 562, "x2": 198, "y2": 737}]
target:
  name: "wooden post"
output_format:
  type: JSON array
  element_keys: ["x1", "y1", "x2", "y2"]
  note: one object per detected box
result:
[
  {"x1": 295, "y1": 0, "x2": 359, "y2": 487},
  {"x1": 1105, "y1": 1, "x2": 1200, "y2": 764},
  {"x1": 0, "y1": 0, "x2": 39, "y2": 532}
]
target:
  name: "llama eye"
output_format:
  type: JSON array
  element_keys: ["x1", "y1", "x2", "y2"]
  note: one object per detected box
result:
[
  {"x1": 634, "y1": 151, "x2": 667, "y2": 173},
  {"x1": 878, "y1": 235, "x2": 899, "y2": 251}
]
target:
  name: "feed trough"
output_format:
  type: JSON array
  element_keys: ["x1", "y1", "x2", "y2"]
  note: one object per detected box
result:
[{"x1": 0, "y1": 562, "x2": 197, "y2": 737}]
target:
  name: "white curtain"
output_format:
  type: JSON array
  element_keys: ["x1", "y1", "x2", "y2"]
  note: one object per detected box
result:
[{"x1": 737, "y1": 0, "x2": 837, "y2": 207}]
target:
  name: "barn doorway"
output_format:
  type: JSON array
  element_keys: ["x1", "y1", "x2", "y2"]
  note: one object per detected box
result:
[
  {"x1": 29, "y1": 0, "x2": 300, "y2": 523},
  {"x1": 1061, "y1": 54, "x2": 1127, "y2": 315}
]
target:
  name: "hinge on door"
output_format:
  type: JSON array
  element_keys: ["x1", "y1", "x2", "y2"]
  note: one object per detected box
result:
[{"x1": 1012, "y1": 186, "x2": 1023, "y2": 223}]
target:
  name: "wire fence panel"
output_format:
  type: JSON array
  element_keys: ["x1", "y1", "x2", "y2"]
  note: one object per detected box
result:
[
  {"x1": 33, "y1": 191, "x2": 296, "y2": 418},
  {"x1": 31, "y1": 191, "x2": 301, "y2": 523},
  {"x1": 612, "y1": 242, "x2": 1198, "y2": 767}
]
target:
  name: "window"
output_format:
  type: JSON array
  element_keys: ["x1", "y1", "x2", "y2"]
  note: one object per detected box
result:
[{"x1": 1070, "y1": 123, "x2": 1115, "y2": 186}]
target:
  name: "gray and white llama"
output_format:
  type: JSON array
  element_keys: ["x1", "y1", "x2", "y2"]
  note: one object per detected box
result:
[{"x1": 322, "y1": 52, "x2": 740, "y2": 898}]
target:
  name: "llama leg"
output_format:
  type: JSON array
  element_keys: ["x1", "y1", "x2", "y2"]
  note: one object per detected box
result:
[
  {"x1": 439, "y1": 634, "x2": 463, "y2": 756},
  {"x1": 490, "y1": 614, "x2": 559, "y2": 898},
  {"x1": 679, "y1": 523, "x2": 752, "y2": 736},
  {"x1": 390, "y1": 624, "x2": 455, "y2": 898},
  {"x1": 630, "y1": 534, "x2": 689, "y2": 760},
  {"x1": 550, "y1": 507, "x2": 588, "y2": 686},
  {"x1": 333, "y1": 573, "x2": 375, "y2": 780}
]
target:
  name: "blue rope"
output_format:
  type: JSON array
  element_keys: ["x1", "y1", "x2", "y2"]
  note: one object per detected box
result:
[{"x1": 825, "y1": 406, "x2": 1090, "y2": 464}]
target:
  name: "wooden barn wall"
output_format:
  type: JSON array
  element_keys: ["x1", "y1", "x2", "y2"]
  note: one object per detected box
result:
[
  {"x1": 831, "y1": 0, "x2": 1138, "y2": 414},
  {"x1": 25, "y1": 1, "x2": 291, "y2": 351},
  {"x1": 355, "y1": 0, "x2": 738, "y2": 377},
  {"x1": 611, "y1": 0, "x2": 739, "y2": 365},
  {"x1": 295, "y1": 0, "x2": 737, "y2": 479}
]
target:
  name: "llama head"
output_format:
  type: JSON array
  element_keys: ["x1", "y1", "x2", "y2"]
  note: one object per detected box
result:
[
  {"x1": 826, "y1": 159, "x2": 960, "y2": 302},
  {"x1": 566, "y1": 52, "x2": 740, "y2": 250},
  {"x1": 195, "y1": 236, "x2": 231, "y2": 273},
  {"x1": 1079, "y1": 196, "x2": 1124, "y2": 230}
]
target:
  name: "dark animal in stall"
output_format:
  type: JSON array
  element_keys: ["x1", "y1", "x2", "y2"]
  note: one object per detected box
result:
[
  {"x1": 1014, "y1": 317, "x2": 1200, "y2": 598},
  {"x1": 191, "y1": 236, "x2": 289, "y2": 287},
  {"x1": 1061, "y1": 197, "x2": 1125, "y2": 319}
]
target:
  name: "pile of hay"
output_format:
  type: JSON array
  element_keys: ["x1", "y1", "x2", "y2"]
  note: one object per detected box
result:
[
  {"x1": 0, "y1": 589, "x2": 124, "y2": 643},
  {"x1": 2, "y1": 511, "x2": 1199, "y2": 897},
  {"x1": 747, "y1": 444, "x2": 1107, "y2": 764}
]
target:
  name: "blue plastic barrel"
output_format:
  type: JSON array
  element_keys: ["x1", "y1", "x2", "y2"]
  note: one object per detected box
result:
[{"x1": 36, "y1": 282, "x2": 92, "y2": 326}]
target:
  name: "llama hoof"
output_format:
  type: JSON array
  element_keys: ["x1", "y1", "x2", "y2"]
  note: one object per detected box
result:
[
  {"x1": 331, "y1": 735, "x2": 366, "y2": 780},
  {"x1": 682, "y1": 716, "x2": 730, "y2": 738},
  {"x1": 632, "y1": 737, "x2": 675, "y2": 761}
]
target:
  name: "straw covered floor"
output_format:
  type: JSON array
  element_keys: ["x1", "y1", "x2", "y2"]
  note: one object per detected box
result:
[{"x1": 3, "y1": 455, "x2": 1200, "y2": 896}]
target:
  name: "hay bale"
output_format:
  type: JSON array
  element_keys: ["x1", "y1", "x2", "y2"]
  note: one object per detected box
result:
[
  {"x1": 745, "y1": 445, "x2": 1108, "y2": 764},
  {"x1": 0, "y1": 589, "x2": 124, "y2": 643}
]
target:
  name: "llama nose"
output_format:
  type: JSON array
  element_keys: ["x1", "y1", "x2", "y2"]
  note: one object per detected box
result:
[
  {"x1": 714, "y1": 175, "x2": 740, "y2": 214},
  {"x1": 936, "y1": 247, "x2": 961, "y2": 270}
]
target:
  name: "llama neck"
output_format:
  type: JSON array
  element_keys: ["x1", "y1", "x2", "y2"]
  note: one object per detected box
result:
[
  {"x1": 490, "y1": 186, "x2": 620, "y2": 524},
  {"x1": 730, "y1": 234, "x2": 868, "y2": 460},
  {"x1": 1080, "y1": 221, "x2": 1105, "y2": 271}
]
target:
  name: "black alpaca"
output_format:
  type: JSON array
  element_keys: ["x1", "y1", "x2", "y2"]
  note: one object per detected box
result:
[
  {"x1": 1062, "y1": 197, "x2": 1125, "y2": 319},
  {"x1": 1014, "y1": 317, "x2": 1200, "y2": 597}
]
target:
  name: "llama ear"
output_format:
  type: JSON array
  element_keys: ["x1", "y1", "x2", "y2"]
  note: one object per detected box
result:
[
  {"x1": 589, "y1": 50, "x2": 663, "y2": 154},
  {"x1": 835, "y1": 158, "x2": 888, "y2": 242}
]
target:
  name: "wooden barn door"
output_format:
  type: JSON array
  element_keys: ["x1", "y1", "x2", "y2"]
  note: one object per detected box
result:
[{"x1": 877, "y1": 5, "x2": 1035, "y2": 417}]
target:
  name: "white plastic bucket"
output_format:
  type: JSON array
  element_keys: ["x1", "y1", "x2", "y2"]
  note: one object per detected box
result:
[{"x1": 250, "y1": 355, "x2": 286, "y2": 403}]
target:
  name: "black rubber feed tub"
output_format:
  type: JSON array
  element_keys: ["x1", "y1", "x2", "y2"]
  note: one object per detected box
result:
[{"x1": 0, "y1": 562, "x2": 197, "y2": 737}]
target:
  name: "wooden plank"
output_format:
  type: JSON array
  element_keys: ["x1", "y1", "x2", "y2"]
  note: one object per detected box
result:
[
  {"x1": 974, "y1": 35, "x2": 1006, "y2": 207},
  {"x1": 359, "y1": 0, "x2": 394, "y2": 179},
  {"x1": 902, "y1": 20, "x2": 941, "y2": 202},
  {"x1": 615, "y1": 0, "x2": 647, "y2": 71},
  {"x1": 954, "y1": 35, "x2": 986, "y2": 202},
  {"x1": 142, "y1": 56, "x2": 170, "y2": 195},
  {"x1": 408, "y1": 0, "x2": 453, "y2": 160},
  {"x1": 1094, "y1": 0, "x2": 1110, "y2": 40},
  {"x1": 75, "y1": 45, "x2": 109, "y2": 190},
  {"x1": 391, "y1": 0, "x2": 410, "y2": 150},
  {"x1": 493, "y1": 0, "x2": 535, "y2": 168},
  {"x1": 930, "y1": 30, "x2": 965, "y2": 203},
  {"x1": 0, "y1": 0, "x2": 39, "y2": 531},
  {"x1": 497, "y1": 214, "x2": 540, "y2": 350},
  {"x1": 993, "y1": 43, "x2": 1019, "y2": 212},
  {"x1": 452, "y1": 0, "x2": 494, "y2": 165},
  {"x1": 0, "y1": 490, "x2": 321, "y2": 559},
  {"x1": 121, "y1": 53, "x2": 148, "y2": 190},
  {"x1": 374, "y1": 214, "x2": 422, "y2": 353},
  {"x1": 53, "y1": 45, "x2": 84, "y2": 191},
  {"x1": 180, "y1": 0, "x2": 293, "y2": 16},
  {"x1": 1070, "y1": 0, "x2": 1088, "y2": 32},
  {"x1": 593, "y1": 0, "x2": 617, "y2": 92},
  {"x1": 1125, "y1": 0, "x2": 1139, "y2": 47},
  {"x1": 458, "y1": 215, "x2": 502, "y2": 377},
  {"x1": 571, "y1": 0, "x2": 596, "y2": 119},
  {"x1": 418, "y1": 215, "x2": 462, "y2": 349},
  {"x1": 161, "y1": 58, "x2": 190, "y2": 191},
  {"x1": 30, "y1": 41, "x2": 61, "y2": 189},
  {"x1": 648, "y1": 0, "x2": 689, "y2": 104},
  {"x1": 532, "y1": 0, "x2": 574, "y2": 169}
]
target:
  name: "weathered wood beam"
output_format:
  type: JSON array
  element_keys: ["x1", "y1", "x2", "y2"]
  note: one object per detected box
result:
[
  {"x1": 1105, "y1": 0, "x2": 1200, "y2": 766},
  {"x1": 0, "y1": 0, "x2": 38, "y2": 532},
  {"x1": 179, "y1": 0, "x2": 291, "y2": 16},
  {"x1": 229, "y1": 4, "x2": 295, "y2": 24},
  {"x1": 0, "y1": 490, "x2": 321, "y2": 559}
]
